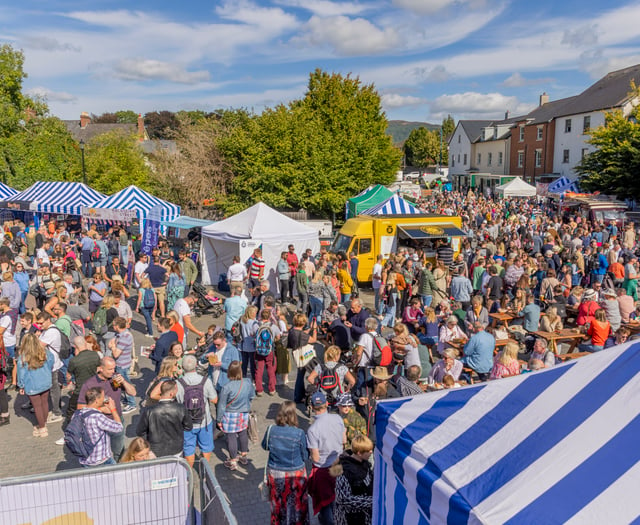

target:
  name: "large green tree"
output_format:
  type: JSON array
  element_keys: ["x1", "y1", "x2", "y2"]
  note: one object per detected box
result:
[
  {"x1": 576, "y1": 106, "x2": 640, "y2": 198},
  {"x1": 404, "y1": 127, "x2": 440, "y2": 167},
  {"x1": 219, "y1": 69, "x2": 401, "y2": 217},
  {"x1": 441, "y1": 114, "x2": 455, "y2": 142}
]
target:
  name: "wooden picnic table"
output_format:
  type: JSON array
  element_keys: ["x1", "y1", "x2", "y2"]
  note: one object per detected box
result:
[
  {"x1": 489, "y1": 312, "x2": 516, "y2": 329},
  {"x1": 556, "y1": 351, "x2": 591, "y2": 362},
  {"x1": 623, "y1": 321, "x2": 640, "y2": 334},
  {"x1": 533, "y1": 328, "x2": 585, "y2": 354}
]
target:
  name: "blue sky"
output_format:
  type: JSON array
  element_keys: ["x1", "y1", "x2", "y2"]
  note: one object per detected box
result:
[{"x1": 3, "y1": 0, "x2": 640, "y2": 123}]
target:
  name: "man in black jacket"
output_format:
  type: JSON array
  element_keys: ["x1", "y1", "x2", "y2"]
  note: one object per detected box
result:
[{"x1": 136, "y1": 380, "x2": 192, "y2": 457}]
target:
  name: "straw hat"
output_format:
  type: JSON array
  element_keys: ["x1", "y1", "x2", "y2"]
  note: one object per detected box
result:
[
  {"x1": 583, "y1": 289, "x2": 597, "y2": 301},
  {"x1": 370, "y1": 366, "x2": 393, "y2": 381}
]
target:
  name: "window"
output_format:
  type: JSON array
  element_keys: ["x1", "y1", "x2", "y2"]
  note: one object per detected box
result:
[
  {"x1": 463, "y1": 153, "x2": 467, "y2": 165},
  {"x1": 458, "y1": 135, "x2": 461, "y2": 143},
  {"x1": 583, "y1": 116, "x2": 591, "y2": 133},
  {"x1": 498, "y1": 152, "x2": 503, "y2": 166},
  {"x1": 537, "y1": 126, "x2": 543, "y2": 141},
  {"x1": 517, "y1": 151, "x2": 524, "y2": 168},
  {"x1": 477, "y1": 153, "x2": 482, "y2": 165},
  {"x1": 565, "y1": 119, "x2": 572, "y2": 133},
  {"x1": 488, "y1": 152, "x2": 493, "y2": 166},
  {"x1": 452, "y1": 157, "x2": 455, "y2": 167},
  {"x1": 519, "y1": 125, "x2": 525, "y2": 141},
  {"x1": 457, "y1": 154, "x2": 460, "y2": 162},
  {"x1": 581, "y1": 148, "x2": 589, "y2": 159},
  {"x1": 358, "y1": 238, "x2": 372, "y2": 255},
  {"x1": 535, "y1": 149, "x2": 542, "y2": 167},
  {"x1": 562, "y1": 149, "x2": 570, "y2": 163}
]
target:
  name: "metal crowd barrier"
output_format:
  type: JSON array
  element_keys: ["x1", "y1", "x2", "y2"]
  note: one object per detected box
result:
[
  {"x1": 199, "y1": 458, "x2": 238, "y2": 525},
  {"x1": 0, "y1": 457, "x2": 194, "y2": 525}
]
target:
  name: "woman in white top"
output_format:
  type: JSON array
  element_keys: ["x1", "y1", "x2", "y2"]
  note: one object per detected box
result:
[{"x1": 437, "y1": 315, "x2": 467, "y2": 357}]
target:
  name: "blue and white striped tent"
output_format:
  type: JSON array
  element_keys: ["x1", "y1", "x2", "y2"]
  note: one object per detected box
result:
[
  {"x1": 548, "y1": 176, "x2": 580, "y2": 194},
  {"x1": 0, "y1": 183, "x2": 17, "y2": 200},
  {"x1": 374, "y1": 341, "x2": 640, "y2": 524},
  {"x1": 91, "y1": 185, "x2": 180, "y2": 226},
  {"x1": 361, "y1": 194, "x2": 419, "y2": 215},
  {"x1": 2, "y1": 181, "x2": 105, "y2": 214}
]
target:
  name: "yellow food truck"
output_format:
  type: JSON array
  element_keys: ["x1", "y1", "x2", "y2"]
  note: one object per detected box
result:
[{"x1": 331, "y1": 214, "x2": 466, "y2": 282}]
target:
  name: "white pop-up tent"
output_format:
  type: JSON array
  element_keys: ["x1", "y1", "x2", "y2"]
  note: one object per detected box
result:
[
  {"x1": 495, "y1": 176, "x2": 537, "y2": 197},
  {"x1": 200, "y1": 202, "x2": 320, "y2": 291},
  {"x1": 374, "y1": 340, "x2": 640, "y2": 524}
]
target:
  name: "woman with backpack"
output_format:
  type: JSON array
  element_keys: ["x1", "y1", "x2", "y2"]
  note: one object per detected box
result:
[
  {"x1": 166, "y1": 263, "x2": 186, "y2": 312},
  {"x1": 306, "y1": 345, "x2": 355, "y2": 406},
  {"x1": 239, "y1": 305, "x2": 259, "y2": 381},
  {"x1": 136, "y1": 278, "x2": 157, "y2": 337},
  {"x1": 217, "y1": 361, "x2": 255, "y2": 470}
]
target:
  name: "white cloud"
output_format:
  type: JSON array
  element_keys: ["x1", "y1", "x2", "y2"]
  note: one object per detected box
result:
[
  {"x1": 381, "y1": 93, "x2": 425, "y2": 108},
  {"x1": 274, "y1": 0, "x2": 370, "y2": 17},
  {"x1": 413, "y1": 64, "x2": 451, "y2": 83},
  {"x1": 215, "y1": 0, "x2": 299, "y2": 32},
  {"x1": 114, "y1": 59, "x2": 210, "y2": 84},
  {"x1": 21, "y1": 36, "x2": 80, "y2": 52},
  {"x1": 392, "y1": 0, "x2": 455, "y2": 14},
  {"x1": 301, "y1": 15, "x2": 399, "y2": 55},
  {"x1": 502, "y1": 72, "x2": 554, "y2": 87},
  {"x1": 430, "y1": 92, "x2": 534, "y2": 119},
  {"x1": 561, "y1": 25, "x2": 599, "y2": 48},
  {"x1": 26, "y1": 86, "x2": 77, "y2": 103}
]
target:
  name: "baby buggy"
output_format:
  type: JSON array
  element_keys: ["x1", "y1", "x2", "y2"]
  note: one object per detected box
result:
[{"x1": 191, "y1": 282, "x2": 224, "y2": 317}]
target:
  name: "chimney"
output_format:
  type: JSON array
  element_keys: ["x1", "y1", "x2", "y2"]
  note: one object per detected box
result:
[
  {"x1": 25, "y1": 108, "x2": 37, "y2": 122},
  {"x1": 80, "y1": 112, "x2": 91, "y2": 129},
  {"x1": 137, "y1": 113, "x2": 145, "y2": 141},
  {"x1": 539, "y1": 92, "x2": 549, "y2": 106},
  {"x1": 504, "y1": 110, "x2": 510, "y2": 120}
]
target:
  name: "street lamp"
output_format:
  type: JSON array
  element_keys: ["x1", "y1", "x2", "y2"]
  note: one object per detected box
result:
[{"x1": 79, "y1": 139, "x2": 87, "y2": 185}]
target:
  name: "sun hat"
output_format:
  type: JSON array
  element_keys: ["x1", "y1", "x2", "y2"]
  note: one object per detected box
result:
[
  {"x1": 371, "y1": 366, "x2": 393, "y2": 381},
  {"x1": 583, "y1": 289, "x2": 597, "y2": 301},
  {"x1": 335, "y1": 393, "x2": 354, "y2": 407}
]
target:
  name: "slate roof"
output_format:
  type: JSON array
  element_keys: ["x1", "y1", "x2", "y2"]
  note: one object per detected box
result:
[
  {"x1": 457, "y1": 120, "x2": 493, "y2": 142},
  {"x1": 516, "y1": 96, "x2": 578, "y2": 125},
  {"x1": 62, "y1": 120, "x2": 137, "y2": 142},
  {"x1": 555, "y1": 63, "x2": 640, "y2": 118}
]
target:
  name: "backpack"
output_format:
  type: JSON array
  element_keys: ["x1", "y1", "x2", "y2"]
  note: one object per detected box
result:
[
  {"x1": 230, "y1": 320, "x2": 242, "y2": 345},
  {"x1": 178, "y1": 376, "x2": 207, "y2": 424},
  {"x1": 108, "y1": 238, "x2": 120, "y2": 256},
  {"x1": 64, "y1": 409, "x2": 99, "y2": 458},
  {"x1": 319, "y1": 364, "x2": 342, "y2": 397},
  {"x1": 255, "y1": 325, "x2": 274, "y2": 356},
  {"x1": 93, "y1": 307, "x2": 108, "y2": 336},
  {"x1": 49, "y1": 326, "x2": 71, "y2": 360},
  {"x1": 143, "y1": 288, "x2": 155, "y2": 309},
  {"x1": 365, "y1": 334, "x2": 392, "y2": 367},
  {"x1": 70, "y1": 319, "x2": 86, "y2": 340},
  {"x1": 543, "y1": 284, "x2": 554, "y2": 303},
  {"x1": 91, "y1": 242, "x2": 101, "y2": 261}
]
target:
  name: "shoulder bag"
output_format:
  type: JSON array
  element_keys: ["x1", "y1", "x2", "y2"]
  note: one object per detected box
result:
[{"x1": 258, "y1": 425, "x2": 272, "y2": 501}]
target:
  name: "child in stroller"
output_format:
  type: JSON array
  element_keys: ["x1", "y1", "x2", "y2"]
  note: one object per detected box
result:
[{"x1": 191, "y1": 282, "x2": 224, "y2": 317}]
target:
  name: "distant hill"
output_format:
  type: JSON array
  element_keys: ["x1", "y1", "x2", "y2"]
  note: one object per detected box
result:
[{"x1": 386, "y1": 120, "x2": 440, "y2": 145}]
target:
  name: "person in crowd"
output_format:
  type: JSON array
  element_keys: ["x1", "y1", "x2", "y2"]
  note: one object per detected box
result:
[
  {"x1": 465, "y1": 295, "x2": 489, "y2": 333},
  {"x1": 16, "y1": 333, "x2": 55, "y2": 437},
  {"x1": 107, "y1": 317, "x2": 136, "y2": 413},
  {"x1": 74, "y1": 386, "x2": 124, "y2": 467},
  {"x1": 149, "y1": 317, "x2": 178, "y2": 374},
  {"x1": 428, "y1": 347, "x2": 463, "y2": 383},
  {"x1": 224, "y1": 285, "x2": 247, "y2": 340},
  {"x1": 87, "y1": 272, "x2": 107, "y2": 314},
  {"x1": 262, "y1": 400, "x2": 310, "y2": 525},
  {"x1": 120, "y1": 436, "x2": 156, "y2": 463},
  {"x1": 277, "y1": 251, "x2": 291, "y2": 303},
  {"x1": 136, "y1": 278, "x2": 157, "y2": 337},
  {"x1": 335, "y1": 393, "x2": 367, "y2": 449},
  {"x1": 540, "y1": 305, "x2": 563, "y2": 332},
  {"x1": 239, "y1": 305, "x2": 259, "y2": 380},
  {"x1": 576, "y1": 288, "x2": 600, "y2": 327},
  {"x1": 530, "y1": 338, "x2": 556, "y2": 368},
  {"x1": 173, "y1": 293, "x2": 203, "y2": 341},
  {"x1": 490, "y1": 341, "x2": 521, "y2": 380},
  {"x1": 176, "y1": 354, "x2": 218, "y2": 467},
  {"x1": 579, "y1": 308, "x2": 611, "y2": 353},
  {"x1": 461, "y1": 322, "x2": 495, "y2": 381},
  {"x1": 520, "y1": 293, "x2": 541, "y2": 333},
  {"x1": 145, "y1": 355, "x2": 180, "y2": 404},
  {"x1": 216, "y1": 361, "x2": 255, "y2": 470},
  {"x1": 288, "y1": 312, "x2": 319, "y2": 404},
  {"x1": 333, "y1": 434, "x2": 374, "y2": 525},
  {"x1": 600, "y1": 288, "x2": 622, "y2": 332},
  {"x1": 36, "y1": 312, "x2": 64, "y2": 423},
  {"x1": 136, "y1": 379, "x2": 192, "y2": 458},
  {"x1": 307, "y1": 391, "x2": 346, "y2": 525},
  {"x1": 306, "y1": 344, "x2": 355, "y2": 402},
  {"x1": 437, "y1": 315, "x2": 467, "y2": 357},
  {"x1": 253, "y1": 309, "x2": 280, "y2": 397}
]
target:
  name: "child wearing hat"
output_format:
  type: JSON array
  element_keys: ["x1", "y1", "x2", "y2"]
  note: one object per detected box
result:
[{"x1": 336, "y1": 393, "x2": 367, "y2": 447}]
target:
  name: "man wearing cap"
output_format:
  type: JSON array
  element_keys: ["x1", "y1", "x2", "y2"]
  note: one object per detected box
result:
[
  {"x1": 307, "y1": 391, "x2": 346, "y2": 525},
  {"x1": 336, "y1": 393, "x2": 367, "y2": 448}
]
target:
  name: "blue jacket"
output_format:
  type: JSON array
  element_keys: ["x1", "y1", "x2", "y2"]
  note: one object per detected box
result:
[
  {"x1": 450, "y1": 276, "x2": 473, "y2": 302},
  {"x1": 463, "y1": 331, "x2": 495, "y2": 374},
  {"x1": 262, "y1": 424, "x2": 309, "y2": 471},
  {"x1": 200, "y1": 343, "x2": 241, "y2": 390},
  {"x1": 17, "y1": 350, "x2": 55, "y2": 395},
  {"x1": 14, "y1": 271, "x2": 30, "y2": 293},
  {"x1": 216, "y1": 378, "x2": 255, "y2": 422}
]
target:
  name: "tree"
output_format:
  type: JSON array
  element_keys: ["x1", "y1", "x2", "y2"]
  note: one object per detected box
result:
[
  {"x1": 92, "y1": 112, "x2": 118, "y2": 123},
  {"x1": 220, "y1": 69, "x2": 401, "y2": 217},
  {"x1": 84, "y1": 130, "x2": 151, "y2": 193},
  {"x1": 144, "y1": 111, "x2": 180, "y2": 139},
  {"x1": 441, "y1": 114, "x2": 455, "y2": 140},
  {"x1": 576, "y1": 106, "x2": 640, "y2": 198},
  {"x1": 404, "y1": 127, "x2": 441, "y2": 167},
  {"x1": 116, "y1": 110, "x2": 139, "y2": 124}
]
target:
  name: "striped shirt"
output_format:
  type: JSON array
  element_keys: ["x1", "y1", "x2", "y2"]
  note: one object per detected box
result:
[
  {"x1": 114, "y1": 330, "x2": 133, "y2": 369},
  {"x1": 249, "y1": 257, "x2": 265, "y2": 280},
  {"x1": 78, "y1": 408, "x2": 123, "y2": 466}
]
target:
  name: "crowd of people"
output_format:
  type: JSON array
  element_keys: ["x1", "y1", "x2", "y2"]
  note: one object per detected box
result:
[{"x1": 0, "y1": 188, "x2": 639, "y2": 525}]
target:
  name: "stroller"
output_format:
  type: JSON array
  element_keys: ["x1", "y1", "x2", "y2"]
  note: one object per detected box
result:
[{"x1": 191, "y1": 282, "x2": 224, "y2": 317}]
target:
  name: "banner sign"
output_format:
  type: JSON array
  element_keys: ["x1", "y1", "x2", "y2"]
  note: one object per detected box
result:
[
  {"x1": 81, "y1": 206, "x2": 138, "y2": 222},
  {"x1": 141, "y1": 205, "x2": 162, "y2": 255},
  {"x1": 239, "y1": 239, "x2": 262, "y2": 266},
  {"x1": 536, "y1": 183, "x2": 549, "y2": 196}
]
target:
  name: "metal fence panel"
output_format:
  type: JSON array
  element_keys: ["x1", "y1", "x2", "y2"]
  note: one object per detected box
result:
[
  {"x1": 0, "y1": 457, "x2": 194, "y2": 525},
  {"x1": 199, "y1": 459, "x2": 237, "y2": 525}
]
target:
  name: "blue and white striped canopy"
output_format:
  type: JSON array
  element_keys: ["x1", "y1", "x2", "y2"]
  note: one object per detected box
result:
[
  {"x1": 374, "y1": 341, "x2": 640, "y2": 524},
  {"x1": 361, "y1": 194, "x2": 419, "y2": 215},
  {"x1": 91, "y1": 185, "x2": 180, "y2": 222},
  {"x1": 548, "y1": 176, "x2": 580, "y2": 194},
  {"x1": 0, "y1": 183, "x2": 17, "y2": 199},
  {"x1": 4, "y1": 181, "x2": 104, "y2": 214}
]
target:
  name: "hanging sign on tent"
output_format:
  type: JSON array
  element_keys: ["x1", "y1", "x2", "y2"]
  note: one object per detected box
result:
[
  {"x1": 141, "y1": 206, "x2": 162, "y2": 255},
  {"x1": 81, "y1": 207, "x2": 138, "y2": 222},
  {"x1": 239, "y1": 239, "x2": 262, "y2": 267}
]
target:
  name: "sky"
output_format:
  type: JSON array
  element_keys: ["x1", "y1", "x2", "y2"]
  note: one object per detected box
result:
[{"x1": 3, "y1": 0, "x2": 640, "y2": 124}]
